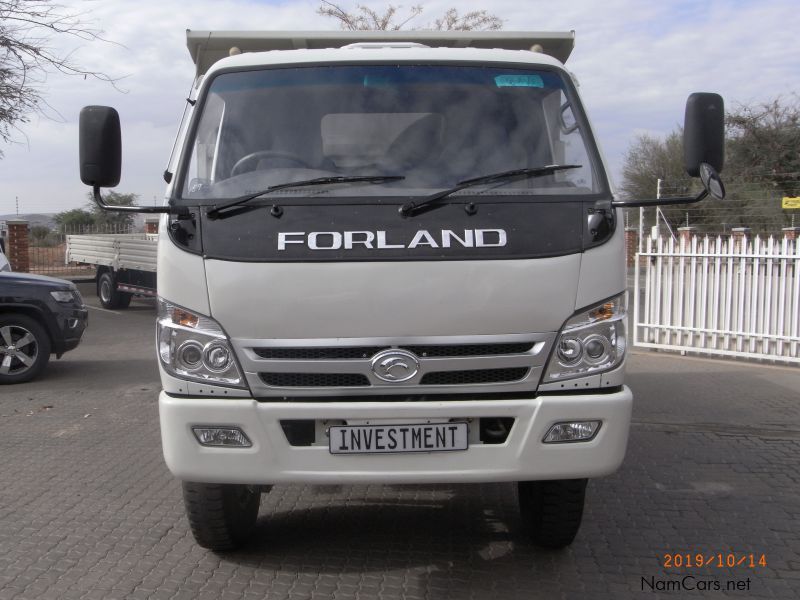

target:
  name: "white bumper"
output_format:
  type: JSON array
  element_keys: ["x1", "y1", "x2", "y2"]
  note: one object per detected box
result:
[{"x1": 159, "y1": 387, "x2": 632, "y2": 484}]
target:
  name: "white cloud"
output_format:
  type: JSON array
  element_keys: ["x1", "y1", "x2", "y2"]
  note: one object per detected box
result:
[{"x1": 1, "y1": 0, "x2": 798, "y2": 213}]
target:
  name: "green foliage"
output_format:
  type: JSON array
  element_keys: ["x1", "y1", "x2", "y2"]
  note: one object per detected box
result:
[
  {"x1": 54, "y1": 191, "x2": 139, "y2": 231},
  {"x1": 86, "y1": 191, "x2": 137, "y2": 229},
  {"x1": 619, "y1": 130, "x2": 694, "y2": 201},
  {"x1": 53, "y1": 208, "x2": 95, "y2": 230},
  {"x1": 29, "y1": 225, "x2": 50, "y2": 241},
  {"x1": 726, "y1": 97, "x2": 800, "y2": 199},
  {"x1": 28, "y1": 224, "x2": 59, "y2": 247}
]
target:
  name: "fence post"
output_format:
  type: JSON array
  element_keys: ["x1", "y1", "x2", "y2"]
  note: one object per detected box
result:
[
  {"x1": 145, "y1": 218, "x2": 160, "y2": 234},
  {"x1": 677, "y1": 226, "x2": 696, "y2": 249},
  {"x1": 624, "y1": 227, "x2": 638, "y2": 267},
  {"x1": 731, "y1": 227, "x2": 750, "y2": 251},
  {"x1": 782, "y1": 227, "x2": 799, "y2": 241},
  {"x1": 6, "y1": 220, "x2": 30, "y2": 272}
]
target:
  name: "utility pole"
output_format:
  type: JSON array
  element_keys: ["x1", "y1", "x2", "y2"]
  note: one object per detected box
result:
[
  {"x1": 655, "y1": 179, "x2": 676, "y2": 241},
  {"x1": 15, "y1": 196, "x2": 19, "y2": 216}
]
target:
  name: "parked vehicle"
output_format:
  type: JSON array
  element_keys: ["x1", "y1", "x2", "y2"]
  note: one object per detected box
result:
[
  {"x1": 0, "y1": 238, "x2": 10, "y2": 272},
  {"x1": 77, "y1": 30, "x2": 726, "y2": 551},
  {"x1": 65, "y1": 233, "x2": 157, "y2": 309},
  {"x1": 0, "y1": 272, "x2": 88, "y2": 383}
]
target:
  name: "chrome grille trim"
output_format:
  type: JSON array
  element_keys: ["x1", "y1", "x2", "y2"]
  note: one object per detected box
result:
[
  {"x1": 231, "y1": 333, "x2": 555, "y2": 397},
  {"x1": 252, "y1": 342, "x2": 535, "y2": 360}
]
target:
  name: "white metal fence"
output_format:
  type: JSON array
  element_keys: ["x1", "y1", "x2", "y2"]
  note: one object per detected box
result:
[{"x1": 633, "y1": 234, "x2": 800, "y2": 364}]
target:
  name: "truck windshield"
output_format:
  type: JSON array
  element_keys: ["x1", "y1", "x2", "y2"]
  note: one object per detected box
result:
[{"x1": 180, "y1": 64, "x2": 604, "y2": 201}]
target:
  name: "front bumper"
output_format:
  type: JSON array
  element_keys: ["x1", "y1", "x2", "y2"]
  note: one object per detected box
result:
[
  {"x1": 159, "y1": 386, "x2": 632, "y2": 485},
  {"x1": 53, "y1": 305, "x2": 88, "y2": 355}
]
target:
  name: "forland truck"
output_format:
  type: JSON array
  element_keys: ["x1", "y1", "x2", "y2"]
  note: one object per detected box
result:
[{"x1": 78, "y1": 30, "x2": 725, "y2": 551}]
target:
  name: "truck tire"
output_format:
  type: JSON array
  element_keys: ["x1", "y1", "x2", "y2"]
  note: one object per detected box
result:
[
  {"x1": 182, "y1": 482, "x2": 261, "y2": 551},
  {"x1": 0, "y1": 313, "x2": 51, "y2": 384},
  {"x1": 517, "y1": 478, "x2": 588, "y2": 549},
  {"x1": 97, "y1": 271, "x2": 132, "y2": 309}
]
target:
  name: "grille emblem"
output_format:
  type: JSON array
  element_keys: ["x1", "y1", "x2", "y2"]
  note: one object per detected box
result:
[{"x1": 370, "y1": 349, "x2": 420, "y2": 383}]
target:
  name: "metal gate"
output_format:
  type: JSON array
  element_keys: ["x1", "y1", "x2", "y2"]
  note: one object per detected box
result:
[{"x1": 633, "y1": 233, "x2": 800, "y2": 364}]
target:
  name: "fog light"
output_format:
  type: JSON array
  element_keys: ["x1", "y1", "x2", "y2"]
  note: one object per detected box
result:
[
  {"x1": 543, "y1": 420, "x2": 601, "y2": 443},
  {"x1": 192, "y1": 427, "x2": 252, "y2": 447}
]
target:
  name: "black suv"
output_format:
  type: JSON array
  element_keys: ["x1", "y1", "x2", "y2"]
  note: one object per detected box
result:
[{"x1": 0, "y1": 272, "x2": 89, "y2": 384}]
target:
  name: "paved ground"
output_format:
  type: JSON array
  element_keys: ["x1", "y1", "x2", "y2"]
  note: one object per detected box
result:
[{"x1": 0, "y1": 282, "x2": 798, "y2": 599}]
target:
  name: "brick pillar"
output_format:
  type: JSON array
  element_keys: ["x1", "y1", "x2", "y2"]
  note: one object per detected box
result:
[
  {"x1": 624, "y1": 227, "x2": 638, "y2": 267},
  {"x1": 677, "y1": 226, "x2": 696, "y2": 249},
  {"x1": 144, "y1": 218, "x2": 159, "y2": 234},
  {"x1": 731, "y1": 227, "x2": 750, "y2": 251},
  {"x1": 782, "y1": 227, "x2": 800, "y2": 241},
  {"x1": 7, "y1": 220, "x2": 29, "y2": 272}
]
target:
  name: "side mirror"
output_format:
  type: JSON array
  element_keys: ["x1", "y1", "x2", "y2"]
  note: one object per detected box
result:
[
  {"x1": 79, "y1": 106, "x2": 121, "y2": 188},
  {"x1": 612, "y1": 93, "x2": 726, "y2": 208},
  {"x1": 684, "y1": 93, "x2": 724, "y2": 177},
  {"x1": 699, "y1": 162, "x2": 725, "y2": 201}
]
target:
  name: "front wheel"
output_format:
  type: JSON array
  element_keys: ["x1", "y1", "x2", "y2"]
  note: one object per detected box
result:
[
  {"x1": 517, "y1": 478, "x2": 588, "y2": 549},
  {"x1": 182, "y1": 482, "x2": 261, "y2": 551},
  {"x1": 0, "y1": 314, "x2": 51, "y2": 384}
]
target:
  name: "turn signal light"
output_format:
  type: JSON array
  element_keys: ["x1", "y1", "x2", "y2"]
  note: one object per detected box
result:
[
  {"x1": 589, "y1": 302, "x2": 616, "y2": 321},
  {"x1": 173, "y1": 308, "x2": 199, "y2": 328}
]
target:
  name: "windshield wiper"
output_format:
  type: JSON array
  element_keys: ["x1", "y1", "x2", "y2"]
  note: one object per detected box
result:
[
  {"x1": 398, "y1": 164, "x2": 582, "y2": 217},
  {"x1": 207, "y1": 175, "x2": 405, "y2": 219}
]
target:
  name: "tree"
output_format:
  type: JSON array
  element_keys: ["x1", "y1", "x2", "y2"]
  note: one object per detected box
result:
[
  {"x1": 0, "y1": 0, "x2": 115, "y2": 155},
  {"x1": 620, "y1": 96, "x2": 800, "y2": 234},
  {"x1": 53, "y1": 191, "x2": 138, "y2": 231},
  {"x1": 86, "y1": 190, "x2": 137, "y2": 229},
  {"x1": 29, "y1": 224, "x2": 49, "y2": 239},
  {"x1": 316, "y1": 1, "x2": 502, "y2": 31},
  {"x1": 726, "y1": 96, "x2": 800, "y2": 200},
  {"x1": 619, "y1": 130, "x2": 693, "y2": 201},
  {"x1": 53, "y1": 208, "x2": 94, "y2": 231}
]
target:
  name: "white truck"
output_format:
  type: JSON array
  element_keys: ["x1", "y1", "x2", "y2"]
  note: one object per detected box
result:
[
  {"x1": 77, "y1": 30, "x2": 726, "y2": 551},
  {"x1": 65, "y1": 233, "x2": 157, "y2": 308}
]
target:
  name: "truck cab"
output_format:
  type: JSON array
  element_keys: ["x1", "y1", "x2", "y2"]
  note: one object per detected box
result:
[{"x1": 78, "y1": 31, "x2": 725, "y2": 551}]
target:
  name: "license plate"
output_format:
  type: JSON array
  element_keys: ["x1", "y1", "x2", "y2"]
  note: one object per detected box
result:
[{"x1": 329, "y1": 422, "x2": 468, "y2": 455}]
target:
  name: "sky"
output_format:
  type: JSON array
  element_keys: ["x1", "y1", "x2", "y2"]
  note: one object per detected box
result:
[{"x1": 1, "y1": 0, "x2": 798, "y2": 216}]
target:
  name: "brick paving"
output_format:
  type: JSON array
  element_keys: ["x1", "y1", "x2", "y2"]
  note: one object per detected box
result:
[{"x1": 1, "y1": 289, "x2": 798, "y2": 599}]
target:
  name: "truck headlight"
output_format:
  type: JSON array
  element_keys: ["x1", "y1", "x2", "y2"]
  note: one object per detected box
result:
[
  {"x1": 157, "y1": 298, "x2": 245, "y2": 388},
  {"x1": 544, "y1": 294, "x2": 626, "y2": 382}
]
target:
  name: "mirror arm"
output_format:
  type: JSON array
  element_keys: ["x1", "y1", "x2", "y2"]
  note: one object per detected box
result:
[
  {"x1": 91, "y1": 186, "x2": 187, "y2": 216},
  {"x1": 612, "y1": 189, "x2": 708, "y2": 208}
]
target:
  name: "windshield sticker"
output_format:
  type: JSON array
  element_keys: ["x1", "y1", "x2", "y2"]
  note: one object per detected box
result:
[{"x1": 494, "y1": 74, "x2": 544, "y2": 88}]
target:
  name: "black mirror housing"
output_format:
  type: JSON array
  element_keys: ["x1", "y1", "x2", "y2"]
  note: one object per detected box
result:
[
  {"x1": 79, "y1": 106, "x2": 121, "y2": 187},
  {"x1": 684, "y1": 93, "x2": 724, "y2": 177}
]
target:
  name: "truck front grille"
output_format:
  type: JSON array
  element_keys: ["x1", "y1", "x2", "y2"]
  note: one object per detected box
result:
[
  {"x1": 402, "y1": 343, "x2": 534, "y2": 357},
  {"x1": 236, "y1": 333, "x2": 555, "y2": 397},
  {"x1": 260, "y1": 373, "x2": 370, "y2": 387},
  {"x1": 420, "y1": 368, "x2": 529, "y2": 385},
  {"x1": 254, "y1": 347, "x2": 383, "y2": 360}
]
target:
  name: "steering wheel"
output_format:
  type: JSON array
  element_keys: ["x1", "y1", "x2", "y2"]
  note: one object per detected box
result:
[{"x1": 230, "y1": 151, "x2": 313, "y2": 176}]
